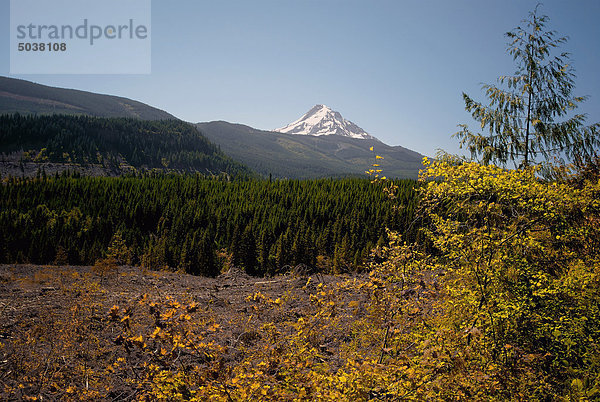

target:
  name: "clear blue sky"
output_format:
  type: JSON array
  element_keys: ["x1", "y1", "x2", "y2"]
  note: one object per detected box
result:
[{"x1": 1, "y1": 0, "x2": 599, "y2": 157}]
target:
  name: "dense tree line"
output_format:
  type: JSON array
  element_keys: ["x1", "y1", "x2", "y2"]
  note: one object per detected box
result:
[
  {"x1": 0, "y1": 174, "x2": 418, "y2": 276},
  {"x1": 0, "y1": 114, "x2": 251, "y2": 176}
]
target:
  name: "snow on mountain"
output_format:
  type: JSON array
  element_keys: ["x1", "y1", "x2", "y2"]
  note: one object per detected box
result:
[{"x1": 274, "y1": 104, "x2": 375, "y2": 140}]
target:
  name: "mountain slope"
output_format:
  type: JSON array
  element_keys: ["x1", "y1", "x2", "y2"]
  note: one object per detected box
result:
[
  {"x1": 0, "y1": 76, "x2": 175, "y2": 120},
  {"x1": 197, "y1": 121, "x2": 423, "y2": 179},
  {"x1": 0, "y1": 114, "x2": 252, "y2": 178},
  {"x1": 274, "y1": 104, "x2": 374, "y2": 139},
  {"x1": 0, "y1": 77, "x2": 423, "y2": 179}
]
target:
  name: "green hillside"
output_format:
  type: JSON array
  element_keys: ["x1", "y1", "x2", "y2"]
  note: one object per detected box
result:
[
  {"x1": 0, "y1": 76, "x2": 175, "y2": 120},
  {"x1": 197, "y1": 121, "x2": 425, "y2": 179},
  {"x1": 0, "y1": 114, "x2": 251, "y2": 177}
]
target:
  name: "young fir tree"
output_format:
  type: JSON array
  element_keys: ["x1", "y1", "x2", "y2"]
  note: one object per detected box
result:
[
  {"x1": 240, "y1": 225, "x2": 258, "y2": 276},
  {"x1": 455, "y1": 6, "x2": 599, "y2": 168},
  {"x1": 197, "y1": 230, "x2": 220, "y2": 277}
]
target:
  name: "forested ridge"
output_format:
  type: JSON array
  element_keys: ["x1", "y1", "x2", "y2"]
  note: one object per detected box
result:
[
  {"x1": 0, "y1": 114, "x2": 251, "y2": 177},
  {"x1": 0, "y1": 174, "x2": 418, "y2": 275},
  {"x1": 0, "y1": 76, "x2": 177, "y2": 120},
  {"x1": 196, "y1": 121, "x2": 424, "y2": 180}
]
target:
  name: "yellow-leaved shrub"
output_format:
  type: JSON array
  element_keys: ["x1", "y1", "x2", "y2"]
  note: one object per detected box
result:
[{"x1": 107, "y1": 159, "x2": 600, "y2": 400}]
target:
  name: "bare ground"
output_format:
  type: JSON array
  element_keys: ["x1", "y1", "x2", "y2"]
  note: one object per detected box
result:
[{"x1": 0, "y1": 264, "x2": 358, "y2": 400}]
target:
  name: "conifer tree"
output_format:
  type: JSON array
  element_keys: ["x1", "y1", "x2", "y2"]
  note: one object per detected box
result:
[
  {"x1": 197, "y1": 230, "x2": 220, "y2": 277},
  {"x1": 240, "y1": 226, "x2": 258, "y2": 276},
  {"x1": 455, "y1": 6, "x2": 599, "y2": 167},
  {"x1": 230, "y1": 224, "x2": 242, "y2": 268}
]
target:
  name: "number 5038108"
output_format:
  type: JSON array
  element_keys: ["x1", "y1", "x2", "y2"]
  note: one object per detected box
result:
[{"x1": 18, "y1": 43, "x2": 67, "y2": 51}]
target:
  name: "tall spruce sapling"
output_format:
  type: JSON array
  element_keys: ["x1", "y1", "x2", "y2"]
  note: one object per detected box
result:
[{"x1": 455, "y1": 5, "x2": 599, "y2": 168}]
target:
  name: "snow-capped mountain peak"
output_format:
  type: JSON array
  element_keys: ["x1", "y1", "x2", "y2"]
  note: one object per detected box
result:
[{"x1": 274, "y1": 104, "x2": 374, "y2": 140}]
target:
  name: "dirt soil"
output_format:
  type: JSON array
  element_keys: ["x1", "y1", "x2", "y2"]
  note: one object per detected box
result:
[{"x1": 0, "y1": 264, "x2": 356, "y2": 400}]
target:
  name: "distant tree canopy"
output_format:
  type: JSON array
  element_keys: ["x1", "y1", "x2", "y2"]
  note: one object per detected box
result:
[
  {"x1": 0, "y1": 174, "x2": 419, "y2": 276},
  {"x1": 0, "y1": 114, "x2": 251, "y2": 176},
  {"x1": 455, "y1": 6, "x2": 599, "y2": 168}
]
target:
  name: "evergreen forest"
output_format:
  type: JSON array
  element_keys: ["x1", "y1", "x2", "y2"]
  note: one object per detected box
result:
[
  {"x1": 0, "y1": 114, "x2": 250, "y2": 176},
  {"x1": 0, "y1": 173, "x2": 418, "y2": 276}
]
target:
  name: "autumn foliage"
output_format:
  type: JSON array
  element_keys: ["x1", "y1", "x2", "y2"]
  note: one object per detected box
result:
[
  {"x1": 2, "y1": 158, "x2": 599, "y2": 400},
  {"x1": 123, "y1": 159, "x2": 598, "y2": 400}
]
